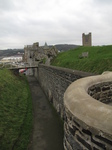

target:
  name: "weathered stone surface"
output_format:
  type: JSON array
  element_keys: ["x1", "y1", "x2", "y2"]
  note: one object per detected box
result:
[
  {"x1": 88, "y1": 81, "x2": 112, "y2": 104},
  {"x1": 64, "y1": 72, "x2": 112, "y2": 149}
]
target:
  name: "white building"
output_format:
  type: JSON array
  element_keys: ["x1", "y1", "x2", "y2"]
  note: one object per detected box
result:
[{"x1": 1, "y1": 55, "x2": 23, "y2": 63}]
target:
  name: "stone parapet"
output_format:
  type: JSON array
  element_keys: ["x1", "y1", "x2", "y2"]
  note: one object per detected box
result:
[
  {"x1": 33, "y1": 64, "x2": 93, "y2": 118},
  {"x1": 64, "y1": 72, "x2": 112, "y2": 149}
]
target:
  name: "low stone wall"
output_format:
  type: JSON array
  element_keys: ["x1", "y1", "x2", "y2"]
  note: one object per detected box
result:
[
  {"x1": 33, "y1": 64, "x2": 92, "y2": 118},
  {"x1": 64, "y1": 72, "x2": 112, "y2": 149}
]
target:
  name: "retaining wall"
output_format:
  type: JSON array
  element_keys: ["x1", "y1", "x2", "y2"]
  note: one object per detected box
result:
[{"x1": 64, "y1": 72, "x2": 112, "y2": 149}]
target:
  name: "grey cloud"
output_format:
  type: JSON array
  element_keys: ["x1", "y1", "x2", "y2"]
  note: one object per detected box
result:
[
  {"x1": 93, "y1": 0, "x2": 112, "y2": 3},
  {"x1": 0, "y1": 0, "x2": 112, "y2": 49},
  {"x1": 0, "y1": 0, "x2": 15, "y2": 11}
]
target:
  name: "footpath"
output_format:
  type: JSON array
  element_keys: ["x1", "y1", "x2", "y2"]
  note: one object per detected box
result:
[{"x1": 27, "y1": 76, "x2": 64, "y2": 150}]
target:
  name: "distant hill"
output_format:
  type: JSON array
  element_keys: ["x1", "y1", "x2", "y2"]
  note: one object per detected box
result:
[
  {"x1": 0, "y1": 49, "x2": 24, "y2": 60},
  {"x1": 0, "y1": 44, "x2": 79, "y2": 60},
  {"x1": 50, "y1": 44, "x2": 79, "y2": 52}
]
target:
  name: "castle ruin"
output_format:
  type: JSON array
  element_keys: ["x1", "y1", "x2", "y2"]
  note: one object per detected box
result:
[{"x1": 24, "y1": 42, "x2": 58, "y2": 66}]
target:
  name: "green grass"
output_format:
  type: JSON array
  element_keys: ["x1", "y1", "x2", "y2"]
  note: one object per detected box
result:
[
  {"x1": 0, "y1": 69, "x2": 32, "y2": 150},
  {"x1": 51, "y1": 45, "x2": 112, "y2": 74}
]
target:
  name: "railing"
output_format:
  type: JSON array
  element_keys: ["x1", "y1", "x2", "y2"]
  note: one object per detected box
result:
[{"x1": 0, "y1": 62, "x2": 38, "y2": 70}]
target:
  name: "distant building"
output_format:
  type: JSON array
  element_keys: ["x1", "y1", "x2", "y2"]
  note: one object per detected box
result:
[{"x1": 82, "y1": 32, "x2": 92, "y2": 46}]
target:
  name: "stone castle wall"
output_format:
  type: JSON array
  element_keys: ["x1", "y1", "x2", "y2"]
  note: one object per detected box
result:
[
  {"x1": 33, "y1": 64, "x2": 92, "y2": 118},
  {"x1": 64, "y1": 72, "x2": 112, "y2": 149},
  {"x1": 33, "y1": 65, "x2": 112, "y2": 149}
]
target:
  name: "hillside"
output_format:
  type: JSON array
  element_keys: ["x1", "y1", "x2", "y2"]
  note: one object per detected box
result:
[
  {"x1": 0, "y1": 49, "x2": 24, "y2": 55},
  {"x1": 44, "y1": 44, "x2": 79, "y2": 52},
  {"x1": 54, "y1": 44, "x2": 79, "y2": 51},
  {"x1": 51, "y1": 45, "x2": 112, "y2": 74},
  {"x1": 0, "y1": 49, "x2": 24, "y2": 60},
  {"x1": 0, "y1": 69, "x2": 32, "y2": 150}
]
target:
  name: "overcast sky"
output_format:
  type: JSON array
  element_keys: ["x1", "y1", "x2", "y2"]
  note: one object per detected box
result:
[{"x1": 0, "y1": 0, "x2": 112, "y2": 49}]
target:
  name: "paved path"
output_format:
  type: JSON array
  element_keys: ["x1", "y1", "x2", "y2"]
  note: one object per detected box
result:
[{"x1": 27, "y1": 76, "x2": 64, "y2": 150}]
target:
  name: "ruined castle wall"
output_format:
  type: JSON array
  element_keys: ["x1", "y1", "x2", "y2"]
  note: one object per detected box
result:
[{"x1": 64, "y1": 72, "x2": 112, "y2": 149}]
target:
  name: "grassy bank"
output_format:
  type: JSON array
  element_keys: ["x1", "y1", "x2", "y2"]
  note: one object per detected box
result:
[
  {"x1": 0, "y1": 69, "x2": 32, "y2": 150},
  {"x1": 51, "y1": 45, "x2": 112, "y2": 74}
]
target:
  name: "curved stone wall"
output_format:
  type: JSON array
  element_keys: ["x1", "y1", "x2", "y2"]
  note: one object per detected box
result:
[
  {"x1": 88, "y1": 81, "x2": 112, "y2": 105},
  {"x1": 64, "y1": 72, "x2": 112, "y2": 150}
]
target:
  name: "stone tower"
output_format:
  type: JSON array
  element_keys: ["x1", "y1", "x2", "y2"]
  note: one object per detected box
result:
[{"x1": 82, "y1": 32, "x2": 92, "y2": 46}]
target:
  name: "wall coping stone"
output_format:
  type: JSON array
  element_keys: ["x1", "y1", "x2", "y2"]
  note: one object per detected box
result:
[
  {"x1": 39, "y1": 64, "x2": 94, "y2": 77},
  {"x1": 64, "y1": 72, "x2": 112, "y2": 136}
]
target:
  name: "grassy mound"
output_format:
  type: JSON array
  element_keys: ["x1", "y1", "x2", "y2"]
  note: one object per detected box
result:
[
  {"x1": 0, "y1": 69, "x2": 32, "y2": 150},
  {"x1": 51, "y1": 45, "x2": 112, "y2": 74}
]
